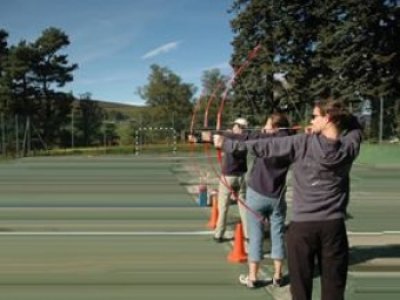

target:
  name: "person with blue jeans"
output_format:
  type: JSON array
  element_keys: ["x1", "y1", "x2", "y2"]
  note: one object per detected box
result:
[
  {"x1": 223, "y1": 113, "x2": 292, "y2": 288},
  {"x1": 243, "y1": 186, "x2": 287, "y2": 288},
  {"x1": 215, "y1": 98, "x2": 362, "y2": 299}
]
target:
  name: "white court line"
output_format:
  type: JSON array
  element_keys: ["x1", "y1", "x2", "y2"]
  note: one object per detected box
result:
[
  {"x1": 348, "y1": 231, "x2": 400, "y2": 236},
  {"x1": 349, "y1": 271, "x2": 400, "y2": 277},
  {"x1": 0, "y1": 231, "x2": 214, "y2": 236},
  {"x1": 0, "y1": 230, "x2": 398, "y2": 236}
]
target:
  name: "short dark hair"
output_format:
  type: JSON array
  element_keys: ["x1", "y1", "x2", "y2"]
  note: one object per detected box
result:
[
  {"x1": 270, "y1": 112, "x2": 290, "y2": 129},
  {"x1": 315, "y1": 97, "x2": 350, "y2": 131}
]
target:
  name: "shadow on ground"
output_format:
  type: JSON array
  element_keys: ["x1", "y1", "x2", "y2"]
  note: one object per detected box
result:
[{"x1": 349, "y1": 244, "x2": 400, "y2": 271}]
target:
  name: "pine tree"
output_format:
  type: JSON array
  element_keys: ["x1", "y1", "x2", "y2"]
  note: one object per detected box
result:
[{"x1": 229, "y1": 0, "x2": 400, "y2": 134}]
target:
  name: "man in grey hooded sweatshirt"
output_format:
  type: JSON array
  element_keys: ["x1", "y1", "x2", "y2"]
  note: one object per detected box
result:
[{"x1": 214, "y1": 98, "x2": 362, "y2": 300}]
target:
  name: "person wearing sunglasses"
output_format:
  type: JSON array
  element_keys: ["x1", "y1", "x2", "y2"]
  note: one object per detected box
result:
[{"x1": 214, "y1": 98, "x2": 362, "y2": 300}]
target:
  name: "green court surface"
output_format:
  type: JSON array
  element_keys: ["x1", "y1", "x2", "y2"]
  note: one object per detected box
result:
[
  {"x1": 0, "y1": 155, "x2": 273, "y2": 300},
  {"x1": 345, "y1": 274, "x2": 400, "y2": 300},
  {"x1": 346, "y1": 164, "x2": 400, "y2": 232},
  {"x1": 0, "y1": 236, "x2": 273, "y2": 300},
  {"x1": 0, "y1": 154, "x2": 399, "y2": 299}
]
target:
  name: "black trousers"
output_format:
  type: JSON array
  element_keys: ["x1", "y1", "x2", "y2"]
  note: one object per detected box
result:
[{"x1": 287, "y1": 218, "x2": 348, "y2": 300}]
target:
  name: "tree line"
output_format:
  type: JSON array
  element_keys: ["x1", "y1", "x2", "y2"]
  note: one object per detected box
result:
[
  {"x1": 0, "y1": 27, "x2": 113, "y2": 153},
  {"x1": 229, "y1": 0, "x2": 399, "y2": 139},
  {"x1": 1, "y1": 0, "x2": 399, "y2": 156},
  {"x1": 0, "y1": 27, "x2": 233, "y2": 154}
]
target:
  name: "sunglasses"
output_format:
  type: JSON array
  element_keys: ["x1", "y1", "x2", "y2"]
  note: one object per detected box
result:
[{"x1": 310, "y1": 114, "x2": 322, "y2": 119}]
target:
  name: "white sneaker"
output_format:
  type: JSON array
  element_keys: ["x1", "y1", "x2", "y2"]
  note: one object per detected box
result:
[{"x1": 239, "y1": 274, "x2": 257, "y2": 288}]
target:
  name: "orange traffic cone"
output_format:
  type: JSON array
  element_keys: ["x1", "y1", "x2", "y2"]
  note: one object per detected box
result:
[
  {"x1": 207, "y1": 192, "x2": 219, "y2": 229},
  {"x1": 228, "y1": 222, "x2": 247, "y2": 263}
]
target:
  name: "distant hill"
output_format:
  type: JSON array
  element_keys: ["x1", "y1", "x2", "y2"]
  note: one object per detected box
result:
[
  {"x1": 98, "y1": 100, "x2": 145, "y2": 113},
  {"x1": 73, "y1": 98, "x2": 148, "y2": 121},
  {"x1": 98, "y1": 100, "x2": 149, "y2": 122}
]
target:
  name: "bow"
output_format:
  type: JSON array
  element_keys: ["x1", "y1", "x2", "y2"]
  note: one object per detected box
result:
[
  {"x1": 208, "y1": 44, "x2": 268, "y2": 224},
  {"x1": 215, "y1": 44, "x2": 263, "y2": 164}
]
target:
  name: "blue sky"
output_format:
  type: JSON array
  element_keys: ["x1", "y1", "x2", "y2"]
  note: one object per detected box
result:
[{"x1": 0, "y1": 0, "x2": 235, "y2": 105}]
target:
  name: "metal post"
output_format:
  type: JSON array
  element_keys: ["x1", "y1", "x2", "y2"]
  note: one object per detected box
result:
[
  {"x1": 27, "y1": 116, "x2": 31, "y2": 155},
  {"x1": 71, "y1": 108, "x2": 74, "y2": 148},
  {"x1": 15, "y1": 114, "x2": 19, "y2": 157},
  {"x1": 1, "y1": 113, "x2": 5, "y2": 156},
  {"x1": 172, "y1": 128, "x2": 177, "y2": 155},
  {"x1": 103, "y1": 115, "x2": 107, "y2": 153},
  {"x1": 135, "y1": 129, "x2": 139, "y2": 156},
  {"x1": 304, "y1": 103, "x2": 309, "y2": 123},
  {"x1": 379, "y1": 96, "x2": 384, "y2": 143}
]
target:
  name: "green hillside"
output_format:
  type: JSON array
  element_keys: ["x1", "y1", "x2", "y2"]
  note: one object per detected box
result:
[
  {"x1": 72, "y1": 99, "x2": 148, "y2": 121},
  {"x1": 98, "y1": 100, "x2": 147, "y2": 119}
]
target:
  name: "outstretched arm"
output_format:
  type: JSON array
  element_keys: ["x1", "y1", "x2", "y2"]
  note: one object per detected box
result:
[{"x1": 217, "y1": 133, "x2": 305, "y2": 162}]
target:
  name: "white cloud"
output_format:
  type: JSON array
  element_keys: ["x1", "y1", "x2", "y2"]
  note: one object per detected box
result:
[{"x1": 141, "y1": 41, "x2": 181, "y2": 59}]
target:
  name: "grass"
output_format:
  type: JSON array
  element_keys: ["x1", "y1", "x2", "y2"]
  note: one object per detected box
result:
[
  {"x1": 357, "y1": 143, "x2": 400, "y2": 166},
  {"x1": 29, "y1": 142, "x2": 213, "y2": 156},
  {"x1": 2, "y1": 140, "x2": 399, "y2": 167}
]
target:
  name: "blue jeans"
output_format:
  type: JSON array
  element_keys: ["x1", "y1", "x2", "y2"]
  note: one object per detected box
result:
[{"x1": 246, "y1": 187, "x2": 287, "y2": 262}]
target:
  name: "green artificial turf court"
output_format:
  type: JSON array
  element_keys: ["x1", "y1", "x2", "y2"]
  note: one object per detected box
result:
[
  {"x1": 0, "y1": 148, "x2": 399, "y2": 299},
  {"x1": 0, "y1": 155, "x2": 273, "y2": 300}
]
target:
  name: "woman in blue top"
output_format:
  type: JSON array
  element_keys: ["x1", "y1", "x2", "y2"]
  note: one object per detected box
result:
[
  {"x1": 223, "y1": 113, "x2": 293, "y2": 288},
  {"x1": 215, "y1": 99, "x2": 362, "y2": 300}
]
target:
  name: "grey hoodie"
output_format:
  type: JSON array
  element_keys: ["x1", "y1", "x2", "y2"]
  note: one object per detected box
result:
[{"x1": 223, "y1": 129, "x2": 362, "y2": 222}]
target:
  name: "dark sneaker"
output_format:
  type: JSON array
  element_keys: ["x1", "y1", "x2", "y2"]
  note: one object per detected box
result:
[
  {"x1": 239, "y1": 274, "x2": 257, "y2": 289},
  {"x1": 213, "y1": 236, "x2": 224, "y2": 243},
  {"x1": 272, "y1": 277, "x2": 282, "y2": 287}
]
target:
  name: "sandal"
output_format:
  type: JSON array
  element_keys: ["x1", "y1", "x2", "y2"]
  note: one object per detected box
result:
[
  {"x1": 272, "y1": 276, "x2": 282, "y2": 287},
  {"x1": 239, "y1": 274, "x2": 257, "y2": 288}
]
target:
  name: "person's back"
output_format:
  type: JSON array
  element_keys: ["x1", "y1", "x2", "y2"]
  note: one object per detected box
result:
[
  {"x1": 221, "y1": 144, "x2": 247, "y2": 176},
  {"x1": 248, "y1": 130, "x2": 292, "y2": 200},
  {"x1": 214, "y1": 98, "x2": 363, "y2": 300},
  {"x1": 235, "y1": 104, "x2": 362, "y2": 223},
  {"x1": 237, "y1": 113, "x2": 293, "y2": 288},
  {"x1": 214, "y1": 117, "x2": 249, "y2": 242},
  {"x1": 289, "y1": 127, "x2": 361, "y2": 221},
  {"x1": 288, "y1": 100, "x2": 361, "y2": 300}
]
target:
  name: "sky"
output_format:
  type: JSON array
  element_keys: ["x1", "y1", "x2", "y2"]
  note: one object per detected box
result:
[{"x1": 0, "y1": 0, "x2": 235, "y2": 106}]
